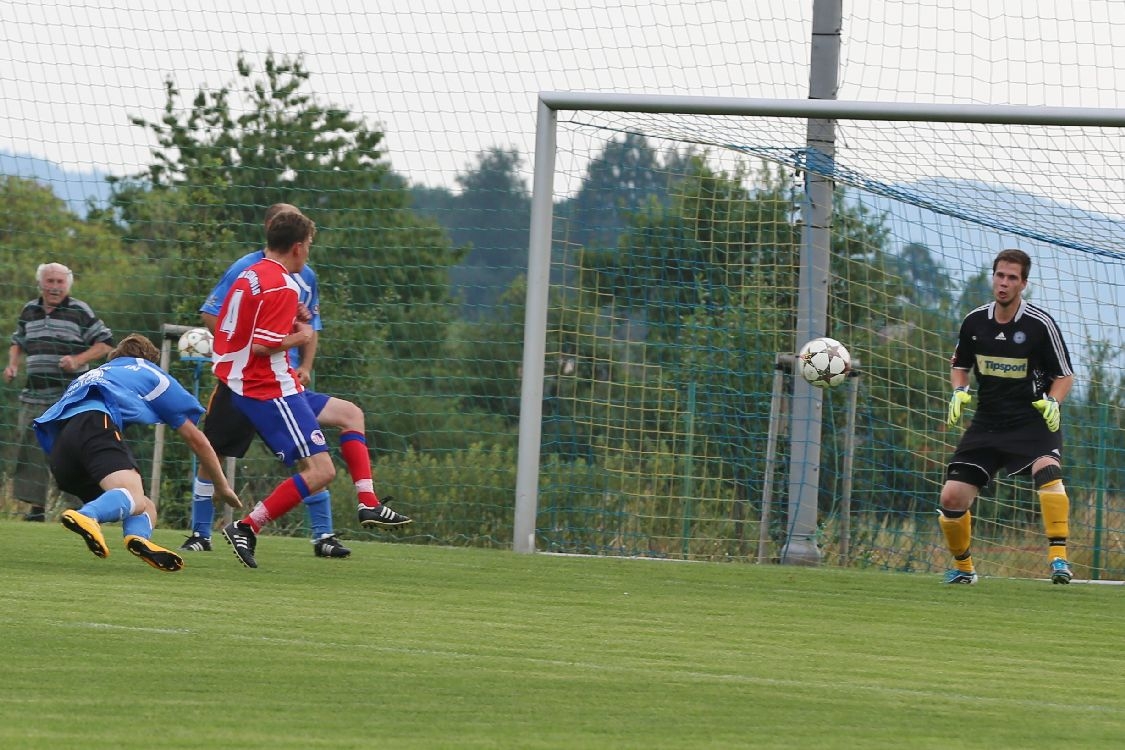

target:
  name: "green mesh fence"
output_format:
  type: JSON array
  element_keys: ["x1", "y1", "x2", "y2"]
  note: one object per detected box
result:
[{"x1": 2, "y1": 3, "x2": 1124, "y2": 581}]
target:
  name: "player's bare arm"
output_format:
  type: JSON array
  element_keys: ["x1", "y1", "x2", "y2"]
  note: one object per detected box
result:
[{"x1": 295, "y1": 330, "x2": 319, "y2": 386}]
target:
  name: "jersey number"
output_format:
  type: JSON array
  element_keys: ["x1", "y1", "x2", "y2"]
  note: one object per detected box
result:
[{"x1": 219, "y1": 290, "x2": 244, "y2": 338}]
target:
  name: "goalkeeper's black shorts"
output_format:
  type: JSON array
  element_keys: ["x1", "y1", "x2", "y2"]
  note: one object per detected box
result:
[{"x1": 946, "y1": 420, "x2": 1062, "y2": 488}]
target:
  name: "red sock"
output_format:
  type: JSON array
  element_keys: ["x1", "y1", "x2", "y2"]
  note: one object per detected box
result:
[
  {"x1": 340, "y1": 430, "x2": 379, "y2": 508},
  {"x1": 244, "y1": 476, "x2": 309, "y2": 532}
]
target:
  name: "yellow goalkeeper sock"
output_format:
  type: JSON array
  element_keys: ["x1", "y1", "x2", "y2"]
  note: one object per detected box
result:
[
  {"x1": 939, "y1": 509, "x2": 973, "y2": 572},
  {"x1": 1038, "y1": 479, "x2": 1070, "y2": 561}
]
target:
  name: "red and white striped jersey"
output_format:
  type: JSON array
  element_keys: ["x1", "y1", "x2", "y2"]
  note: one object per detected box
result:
[{"x1": 212, "y1": 257, "x2": 304, "y2": 399}]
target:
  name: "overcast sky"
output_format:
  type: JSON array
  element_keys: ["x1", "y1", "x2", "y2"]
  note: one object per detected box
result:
[
  {"x1": 5, "y1": 0, "x2": 1125, "y2": 189},
  {"x1": 5, "y1": 0, "x2": 1125, "y2": 360}
]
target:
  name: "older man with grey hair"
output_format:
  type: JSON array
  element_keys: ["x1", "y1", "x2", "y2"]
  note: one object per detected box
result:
[{"x1": 5, "y1": 263, "x2": 113, "y2": 521}]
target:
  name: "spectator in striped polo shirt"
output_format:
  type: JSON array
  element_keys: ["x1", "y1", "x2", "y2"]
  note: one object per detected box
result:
[{"x1": 4, "y1": 263, "x2": 113, "y2": 521}]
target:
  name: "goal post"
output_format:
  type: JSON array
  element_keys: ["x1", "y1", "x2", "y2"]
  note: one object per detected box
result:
[{"x1": 515, "y1": 92, "x2": 1125, "y2": 581}]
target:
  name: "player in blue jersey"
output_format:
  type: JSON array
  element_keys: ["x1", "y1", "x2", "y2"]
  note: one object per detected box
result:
[
  {"x1": 940, "y1": 248, "x2": 1075, "y2": 585},
  {"x1": 34, "y1": 334, "x2": 240, "y2": 572}
]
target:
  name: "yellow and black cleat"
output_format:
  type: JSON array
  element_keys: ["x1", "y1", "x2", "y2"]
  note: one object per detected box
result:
[
  {"x1": 125, "y1": 535, "x2": 184, "y2": 572},
  {"x1": 61, "y1": 510, "x2": 110, "y2": 559}
]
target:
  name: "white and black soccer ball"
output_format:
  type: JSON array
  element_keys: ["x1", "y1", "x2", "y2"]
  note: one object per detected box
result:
[
  {"x1": 797, "y1": 336, "x2": 851, "y2": 388},
  {"x1": 177, "y1": 327, "x2": 214, "y2": 360}
]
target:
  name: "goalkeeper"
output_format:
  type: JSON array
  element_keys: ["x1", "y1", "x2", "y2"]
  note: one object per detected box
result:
[{"x1": 940, "y1": 248, "x2": 1075, "y2": 585}]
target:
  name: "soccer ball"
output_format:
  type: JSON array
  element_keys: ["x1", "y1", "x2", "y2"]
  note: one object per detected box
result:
[
  {"x1": 797, "y1": 337, "x2": 851, "y2": 388},
  {"x1": 177, "y1": 327, "x2": 213, "y2": 360}
]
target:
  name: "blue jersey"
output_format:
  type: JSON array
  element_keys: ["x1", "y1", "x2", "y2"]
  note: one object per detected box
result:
[
  {"x1": 33, "y1": 357, "x2": 205, "y2": 454},
  {"x1": 201, "y1": 249, "x2": 323, "y2": 367}
]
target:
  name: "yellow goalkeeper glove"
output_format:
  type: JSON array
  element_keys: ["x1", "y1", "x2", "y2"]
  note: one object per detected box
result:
[
  {"x1": 947, "y1": 387, "x2": 972, "y2": 427},
  {"x1": 1033, "y1": 396, "x2": 1061, "y2": 432}
]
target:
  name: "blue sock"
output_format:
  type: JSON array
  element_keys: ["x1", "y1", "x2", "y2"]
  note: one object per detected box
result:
[
  {"x1": 122, "y1": 512, "x2": 153, "y2": 539},
  {"x1": 191, "y1": 476, "x2": 216, "y2": 536},
  {"x1": 304, "y1": 490, "x2": 333, "y2": 539},
  {"x1": 79, "y1": 488, "x2": 133, "y2": 524}
]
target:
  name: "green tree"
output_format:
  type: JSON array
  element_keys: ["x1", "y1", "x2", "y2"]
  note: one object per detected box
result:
[
  {"x1": 0, "y1": 176, "x2": 159, "y2": 336},
  {"x1": 558, "y1": 133, "x2": 672, "y2": 251},
  {"x1": 1065, "y1": 340, "x2": 1125, "y2": 496},
  {"x1": 0, "y1": 176, "x2": 166, "y2": 481},
  {"x1": 956, "y1": 269, "x2": 993, "y2": 321},
  {"x1": 592, "y1": 156, "x2": 801, "y2": 341},
  {"x1": 114, "y1": 52, "x2": 461, "y2": 365},
  {"x1": 85, "y1": 53, "x2": 487, "y2": 518},
  {"x1": 895, "y1": 242, "x2": 954, "y2": 312},
  {"x1": 551, "y1": 155, "x2": 976, "y2": 527},
  {"x1": 412, "y1": 147, "x2": 530, "y2": 316}
]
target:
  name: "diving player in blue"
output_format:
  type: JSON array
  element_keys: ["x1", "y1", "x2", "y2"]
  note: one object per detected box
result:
[
  {"x1": 34, "y1": 334, "x2": 240, "y2": 572},
  {"x1": 182, "y1": 203, "x2": 346, "y2": 558}
]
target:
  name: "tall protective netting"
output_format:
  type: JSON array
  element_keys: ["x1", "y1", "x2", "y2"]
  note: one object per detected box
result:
[
  {"x1": 2, "y1": 1, "x2": 1125, "y2": 578},
  {"x1": 1, "y1": 1, "x2": 817, "y2": 546},
  {"x1": 523, "y1": 99, "x2": 1125, "y2": 580}
]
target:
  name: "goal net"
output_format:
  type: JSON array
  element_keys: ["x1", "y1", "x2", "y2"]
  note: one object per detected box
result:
[{"x1": 515, "y1": 94, "x2": 1125, "y2": 581}]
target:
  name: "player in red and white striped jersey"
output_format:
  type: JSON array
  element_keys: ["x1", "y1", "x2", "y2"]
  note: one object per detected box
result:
[
  {"x1": 209, "y1": 211, "x2": 410, "y2": 569},
  {"x1": 212, "y1": 247, "x2": 306, "y2": 400}
]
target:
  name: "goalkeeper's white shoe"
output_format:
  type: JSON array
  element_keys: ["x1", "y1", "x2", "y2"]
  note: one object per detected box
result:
[{"x1": 943, "y1": 569, "x2": 978, "y2": 585}]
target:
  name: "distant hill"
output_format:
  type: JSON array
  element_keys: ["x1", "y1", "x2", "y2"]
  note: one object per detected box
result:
[{"x1": 0, "y1": 151, "x2": 112, "y2": 217}]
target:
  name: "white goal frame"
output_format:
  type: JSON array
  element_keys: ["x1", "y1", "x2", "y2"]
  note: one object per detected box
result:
[{"x1": 514, "y1": 92, "x2": 1125, "y2": 557}]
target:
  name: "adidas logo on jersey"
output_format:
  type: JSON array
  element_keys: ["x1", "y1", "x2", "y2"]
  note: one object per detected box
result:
[{"x1": 995, "y1": 332, "x2": 1007, "y2": 340}]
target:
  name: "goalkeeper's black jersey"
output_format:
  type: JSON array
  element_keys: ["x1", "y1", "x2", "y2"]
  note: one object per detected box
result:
[{"x1": 951, "y1": 299, "x2": 1073, "y2": 430}]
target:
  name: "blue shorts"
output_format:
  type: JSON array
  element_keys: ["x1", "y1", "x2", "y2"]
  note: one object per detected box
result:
[
  {"x1": 230, "y1": 391, "x2": 330, "y2": 467},
  {"x1": 303, "y1": 389, "x2": 331, "y2": 417}
]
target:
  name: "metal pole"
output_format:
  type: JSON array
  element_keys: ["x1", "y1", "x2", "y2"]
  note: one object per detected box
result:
[
  {"x1": 838, "y1": 363, "x2": 860, "y2": 565},
  {"x1": 149, "y1": 335, "x2": 173, "y2": 507},
  {"x1": 538, "y1": 93, "x2": 1125, "y2": 127},
  {"x1": 1092, "y1": 399, "x2": 1108, "y2": 579},
  {"x1": 680, "y1": 381, "x2": 696, "y2": 559},
  {"x1": 149, "y1": 323, "x2": 196, "y2": 509},
  {"x1": 513, "y1": 99, "x2": 558, "y2": 554},
  {"x1": 757, "y1": 355, "x2": 790, "y2": 563},
  {"x1": 782, "y1": 0, "x2": 841, "y2": 566}
]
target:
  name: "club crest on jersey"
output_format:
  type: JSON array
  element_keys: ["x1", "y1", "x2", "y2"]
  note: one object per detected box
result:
[
  {"x1": 1013, "y1": 331, "x2": 1027, "y2": 344},
  {"x1": 311, "y1": 429, "x2": 327, "y2": 446}
]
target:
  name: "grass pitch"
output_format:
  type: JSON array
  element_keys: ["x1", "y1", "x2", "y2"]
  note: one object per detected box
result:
[{"x1": 0, "y1": 519, "x2": 1122, "y2": 749}]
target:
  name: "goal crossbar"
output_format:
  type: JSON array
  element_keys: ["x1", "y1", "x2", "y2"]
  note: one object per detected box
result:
[{"x1": 538, "y1": 92, "x2": 1125, "y2": 126}]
